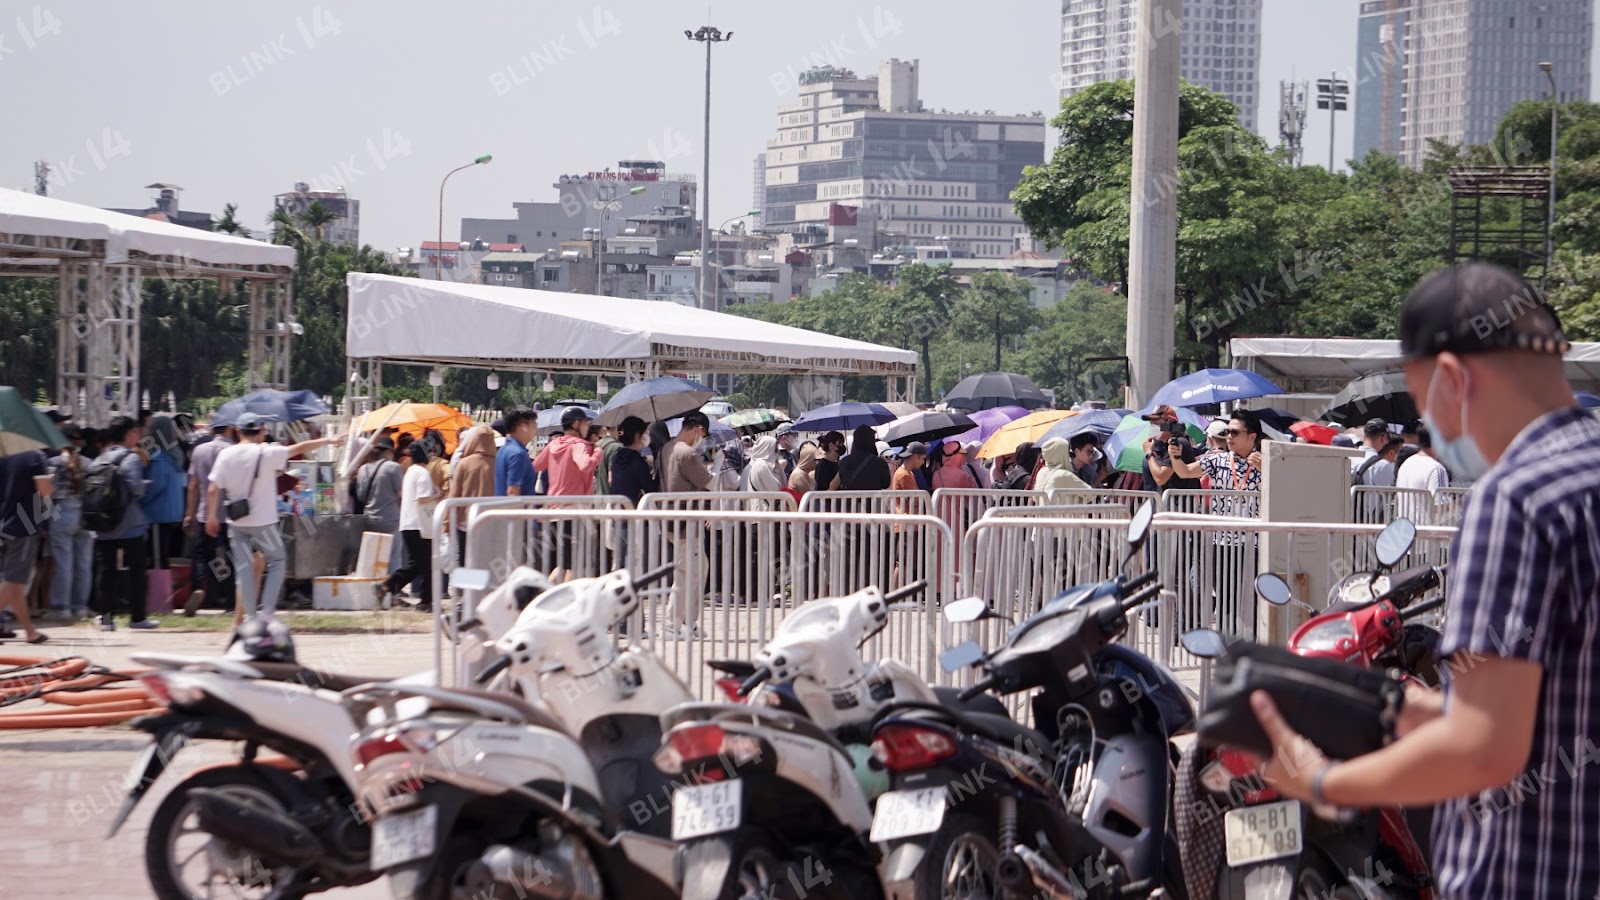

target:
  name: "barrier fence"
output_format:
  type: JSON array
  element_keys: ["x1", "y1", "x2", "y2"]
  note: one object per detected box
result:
[{"x1": 421, "y1": 487, "x2": 1460, "y2": 708}]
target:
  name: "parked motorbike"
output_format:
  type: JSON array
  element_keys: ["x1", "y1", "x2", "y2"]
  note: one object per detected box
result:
[
  {"x1": 887, "y1": 500, "x2": 1194, "y2": 900},
  {"x1": 113, "y1": 572, "x2": 553, "y2": 900},
  {"x1": 1179, "y1": 518, "x2": 1446, "y2": 900},
  {"x1": 657, "y1": 579, "x2": 963, "y2": 900},
  {"x1": 343, "y1": 564, "x2": 687, "y2": 900}
]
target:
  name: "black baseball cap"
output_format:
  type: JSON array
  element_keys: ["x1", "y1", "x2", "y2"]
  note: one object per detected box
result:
[{"x1": 1399, "y1": 263, "x2": 1570, "y2": 361}]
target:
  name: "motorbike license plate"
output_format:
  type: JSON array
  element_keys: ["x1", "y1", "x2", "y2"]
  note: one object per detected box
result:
[
  {"x1": 370, "y1": 805, "x2": 437, "y2": 870},
  {"x1": 1224, "y1": 799, "x2": 1302, "y2": 866},
  {"x1": 672, "y1": 780, "x2": 742, "y2": 841},
  {"x1": 869, "y1": 788, "x2": 947, "y2": 842}
]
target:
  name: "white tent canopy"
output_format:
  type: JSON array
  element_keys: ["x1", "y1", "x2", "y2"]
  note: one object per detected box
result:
[
  {"x1": 346, "y1": 273, "x2": 918, "y2": 377},
  {"x1": 1231, "y1": 336, "x2": 1600, "y2": 394},
  {"x1": 0, "y1": 187, "x2": 294, "y2": 269}
]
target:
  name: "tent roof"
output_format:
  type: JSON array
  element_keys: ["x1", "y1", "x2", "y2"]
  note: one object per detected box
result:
[
  {"x1": 0, "y1": 187, "x2": 295, "y2": 271},
  {"x1": 1231, "y1": 336, "x2": 1600, "y2": 394},
  {"x1": 346, "y1": 273, "x2": 918, "y2": 376}
]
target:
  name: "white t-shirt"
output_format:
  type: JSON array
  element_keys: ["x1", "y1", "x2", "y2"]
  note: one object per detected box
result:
[
  {"x1": 209, "y1": 442, "x2": 291, "y2": 528},
  {"x1": 398, "y1": 464, "x2": 440, "y2": 537},
  {"x1": 1396, "y1": 452, "x2": 1449, "y2": 524}
]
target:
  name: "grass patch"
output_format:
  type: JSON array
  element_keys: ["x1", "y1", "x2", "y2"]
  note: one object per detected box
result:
[{"x1": 139, "y1": 610, "x2": 435, "y2": 634}]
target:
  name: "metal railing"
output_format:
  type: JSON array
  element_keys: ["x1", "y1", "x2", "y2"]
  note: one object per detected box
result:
[
  {"x1": 639, "y1": 491, "x2": 798, "y2": 513},
  {"x1": 1350, "y1": 485, "x2": 1472, "y2": 528}
]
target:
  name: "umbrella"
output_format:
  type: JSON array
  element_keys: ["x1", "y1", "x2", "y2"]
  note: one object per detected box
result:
[
  {"x1": 975, "y1": 409, "x2": 1077, "y2": 459},
  {"x1": 1136, "y1": 402, "x2": 1211, "y2": 432},
  {"x1": 880, "y1": 410, "x2": 978, "y2": 447},
  {"x1": 594, "y1": 376, "x2": 713, "y2": 427},
  {"x1": 1149, "y1": 368, "x2": 1282, "y2": 408},
  {"x1": 667, "y1": 416, "x2": 737, "y2": 443},
  {"x1": 1037, "y1": 409, "x2": 1126, "y2": 444},
  {"x1": 791, "y1": 402, "x2": 896, "y2": 432},
  {"x1": 1577, "y1": 392, "x2": 1600, "y2": 410},
  {"x1": 1290, "y1": 421, "x2": 1339, "y2": 445},
  {"x1": 0, "y1": 388, "x2": 67, "y2": 455},
  {"x1": 1248, "y1": 406, "x2": 1303, "y2": 433},
  {"x1": 943, "y1": 372, "x2": 1050, "y2": 411},
  {"x1": 536, "y1": 407, "x2": 566, "y2": 437},
  {"x1": 1322, "y1": 371, "x2": 1418, "y2": 427},
  {"x1": 879, "y1": 402, "x2": 923, "y2": 418},
  {"x1": 355, "y1": 402, "x2": 474, "y2": 455},
  {"x1": 722, "y1": 408, "x2": 790, "y2": 435},
  {"x1": 945, "y1": 405, "x2": 1030, "y2": 445},
  {"x1": 212, "y1": 389, "x2": 329, "y2": 427},
  {"x1": 1106, "y1": 415, "x2": 1206, "y2": 473}
]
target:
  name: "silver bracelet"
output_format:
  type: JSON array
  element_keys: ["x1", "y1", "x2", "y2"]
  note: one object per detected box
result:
[{"x1": 1310, "y1": 761, "x2": 1337, "y2": 807}]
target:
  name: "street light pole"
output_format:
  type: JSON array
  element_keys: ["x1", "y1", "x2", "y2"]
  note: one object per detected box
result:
[
  {"x1": 1315, "y1": 72, "x2": 1348, "y2": 173},
  {"x1": 1541, "y1": 61, "x2": 1558, "y2": 278},
  {"x1": 590, "y1": 185, "x2": 646, "y2": 297},
  {"x1": 687, "y1": 25, "x2": 732, "y2": 312},
  {"x1": 437, "y1": 154, "x2": 493, "y2": 280}
]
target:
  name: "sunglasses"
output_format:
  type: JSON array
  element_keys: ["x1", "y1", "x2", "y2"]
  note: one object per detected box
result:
[{"x1": 1223, "y1": 428, "x2": 1248, "y2": 437}]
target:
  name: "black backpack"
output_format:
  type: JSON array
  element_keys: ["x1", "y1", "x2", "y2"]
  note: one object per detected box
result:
[{"x1": 82, "y1": 448, "x2": 132, "y2": 532}]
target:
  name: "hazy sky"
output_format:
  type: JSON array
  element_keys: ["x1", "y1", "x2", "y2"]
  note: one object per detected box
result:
[{"x1": 7, "y1": 2, "x2": 1597, "y2": 251}]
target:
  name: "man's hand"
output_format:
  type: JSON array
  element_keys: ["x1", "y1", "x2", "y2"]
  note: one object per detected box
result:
[
  {"x1": 1142, "y1": 436, "x2": 1155, "y2": 455},
  {"x1": 205, "y1": 519, "x2": 220, "y2": 538},
  {"x1": 1248, "y1": 691, "x2": 1331, "y2": 803},
  {"x1": 1248, "y1": 450, "x2": 1263, "y2": 470}
]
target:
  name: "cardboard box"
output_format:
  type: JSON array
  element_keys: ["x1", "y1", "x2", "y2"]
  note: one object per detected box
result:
[{"x1": 312, "y1": 575, "x2": 386, "y2": 611}]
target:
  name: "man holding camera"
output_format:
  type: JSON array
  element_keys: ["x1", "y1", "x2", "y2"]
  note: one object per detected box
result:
[{"x1": 1140, "y1": 405, "x2": 1202, "y2": 495}]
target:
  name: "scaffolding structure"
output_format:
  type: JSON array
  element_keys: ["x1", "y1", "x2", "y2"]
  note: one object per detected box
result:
[
  {"x1": 1447, "y1": 166, "x2": 1552, "y2": 279},
  {"x1": 0, "y1": 188, "x2": 295, "y2": 425}
]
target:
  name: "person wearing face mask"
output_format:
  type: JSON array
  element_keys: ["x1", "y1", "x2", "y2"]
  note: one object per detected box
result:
[
  {"x1": 1247, "y1": 263, "x2": 1600, "y2": 900},
  {"x1": 931, "y1": 440, "x2": 978, "y2": 490}
]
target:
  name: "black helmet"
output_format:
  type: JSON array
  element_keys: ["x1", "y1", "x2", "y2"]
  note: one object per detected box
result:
[
  {"x1": 227, "y1": 614, "x2": 296, "y2": 663},
  {"x1": 560, "y1": 406, "x2": 592, "y2": 430}
]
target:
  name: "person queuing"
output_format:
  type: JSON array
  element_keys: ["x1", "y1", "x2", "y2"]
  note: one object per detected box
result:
[
  {"x1": 814, "y1": 431, "x2": 845, "y2": 491},
  {"x1": 661, "y1": 412, "x2": 714, "y2": 639},
  {"x1": 1250, "y1": 263, "x2": 1600, "y2": 900},
  {"x1": 448, "y1": 426, "x2": 497, "y2": 566},
  {"x1": 740, "y1": 435, "x2": 785, "y2": 506},
  {"x1": 1034, "y1": 437, "x2": 1094, "y2": 493},
  {"x1": 43, "y1": 429, "x2": 93, "y2": 622},
  {"x1": 1140, "y1": 405, "x2": 1203, "y2": 495},
  {"x1": 92, "y1": 416, "x2": 153, "y2": 632},
  {"x1": 380, "y1": 443, "x2": 440, "y2": 612},
  {"x1": 1396, "y1": 425, "x2": 1450, "y2": 525},
  {"x1": 0, "y1": 446, "x2": 52, "y2": 643},
  {"x1": 592, "y1": 421, "x2": 622, "y2": 496},
  {"x1": 930, "y1": 439, "x2": 976, "y2": 490},
  {"x1": 838, "y1": 425, "x2": 892, "y2": 490},
  {"x1": 787, "y1": 442, "x2": 819, "y2": 494},
  {"x1": 207, "y1": 414, "x2": 341, "y2": 621},
  {"x1": 140, "y1": 415, "x2": 189, "y2": 596},
  {"x1": 494, "y1": 409, "x2": 538, "y2": 496},
  {"x1": 1003, "y1": 442, "x2": 1041, "y2": 490},
  {"x1": 184, "y1": 421, "x2": 237, "y2": 614},
  {"x1": 774, "y1": 424, "x2": 799, "y2": 481}
]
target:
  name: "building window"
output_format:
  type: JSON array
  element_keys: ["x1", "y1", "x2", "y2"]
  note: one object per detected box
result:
[{"x1": 508, "y1": 234, "x2": 518, "y2": 243}]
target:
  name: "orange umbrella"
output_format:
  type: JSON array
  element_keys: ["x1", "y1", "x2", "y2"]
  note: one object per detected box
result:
[
  {"x1": 975, "y1": 409, "x2": 1077, "y2": 460},
  {"x1": 356, "y1": 403, "x2": 473, "y2": 455}
]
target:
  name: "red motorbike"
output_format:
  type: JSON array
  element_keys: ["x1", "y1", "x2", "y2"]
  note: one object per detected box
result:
[{"x1": 1177, "y1": 519, "x2": 1447, "y2": 900}]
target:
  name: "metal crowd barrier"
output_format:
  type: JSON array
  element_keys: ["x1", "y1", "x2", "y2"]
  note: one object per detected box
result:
[
  {"x1": 799, "y1": 489, "x2": 929, "y2": 516},
  {"x1": 932, "y1": 488, "x2": 1045, "y2": 562},
  {"x1": 1047, "y1": 488, "x2": 1160, "y2": 512},
  {"x1": 457, "y1": 507, "x2": 955, "y2": 699},
  {"x1": 640, "y1": 491, "x2": 798, "y2": 513}
]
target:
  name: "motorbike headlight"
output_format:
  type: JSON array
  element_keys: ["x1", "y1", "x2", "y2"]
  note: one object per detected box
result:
[{"x1": 1296, "y1": 617, "x2": 1357, "y2": 652}]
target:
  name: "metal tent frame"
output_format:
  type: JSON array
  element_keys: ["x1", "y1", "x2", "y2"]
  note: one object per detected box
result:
[{"x1": 0, "y1": 194, "x2": 295, "y2": 426}]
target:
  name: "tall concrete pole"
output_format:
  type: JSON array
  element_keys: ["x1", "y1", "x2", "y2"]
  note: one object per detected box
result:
[{"x1": 1125, "y1": 0, "x2": 1181, "y2": 408}]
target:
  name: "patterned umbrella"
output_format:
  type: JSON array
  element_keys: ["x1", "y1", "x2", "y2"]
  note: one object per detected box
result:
[{"x1": 721, "y1": 408, "x2": 790, "y2": 435}]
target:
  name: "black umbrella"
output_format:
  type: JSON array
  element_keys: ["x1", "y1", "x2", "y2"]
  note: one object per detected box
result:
[
  {"x1": 880, "y1": 410, "x2": 976, "y2": 447},
  {"x1": 1322, "y1": 372, "x2": 1418, "y2": 427},
  {"x1": 943, "y1": 372, "x2": 1049, "y2": 411}
]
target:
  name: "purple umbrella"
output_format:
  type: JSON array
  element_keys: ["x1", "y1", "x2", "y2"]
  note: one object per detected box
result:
[{"x1": 950, "y1": 405, "x2": 1030, "y2": 445}]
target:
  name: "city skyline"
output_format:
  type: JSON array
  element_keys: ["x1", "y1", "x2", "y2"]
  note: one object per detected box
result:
[{"x1": 7, "y1": 1, "x2": 1600, "y2": 253}]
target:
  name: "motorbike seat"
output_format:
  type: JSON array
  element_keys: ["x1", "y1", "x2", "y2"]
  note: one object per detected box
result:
[
  {"x1": 428, "y1": 687, "x2": 570, "y2": 735},
  {"x1": 961, "y1": 712, "x2": 1052, "y2": 756},
  {"x1": 245, "y1": 661, "x2": 381, "y2": 694},
  {"x1": 933, "y1": 686, "x2": 1009, "y2": 719}
]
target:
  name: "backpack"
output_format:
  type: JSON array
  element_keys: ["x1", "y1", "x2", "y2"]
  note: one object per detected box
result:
[{"x1": 82, "y1": 448, "x2": 131, "y2": 532}]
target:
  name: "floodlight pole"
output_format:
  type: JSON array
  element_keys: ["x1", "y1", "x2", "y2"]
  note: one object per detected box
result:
[{"x1": 687, "y1": 25, "x2": 732, "y2": 313}]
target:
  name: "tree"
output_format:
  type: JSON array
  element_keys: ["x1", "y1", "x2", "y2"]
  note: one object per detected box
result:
[
  {"x1": 214, "y1": 203, "x2": 251, "y2": 237},
  {"x1": 296, "y1": 200, "x2": 339, "y2": 243},
  {"x1": 1014, "y1": 282, "x2": 1127, "y2": 401},
  {"x1": 951, "y1": 271, "x2": 1037, "y2": 370},
  {"x1": 887, "y1": 263, "x2": 962, "y2": 401},
  {"x1": 266, "y1": 208, "x2": 307, "y2": 248}
]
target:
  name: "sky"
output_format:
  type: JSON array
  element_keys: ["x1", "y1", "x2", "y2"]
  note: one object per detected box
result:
[{"x1": 6, "y1": 1, "x2": 1597, "y2": 252}]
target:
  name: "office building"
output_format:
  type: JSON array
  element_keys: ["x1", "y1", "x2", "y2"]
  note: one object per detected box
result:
[
  {"x1": 1353, "y1": 1, "x2": 1410, "y2": 161},
  {"x1": 273, "y1": 182, "x2": 360, "y2": 245},
  {"x1": 1059, "y1": 0, "x2": 1262, "y2": 131},
  {"x1": 1397, "y1": 0, "x2": 1592, "y2": 166},
  {"x1": 761, "y1": 59, "x2": 1045, "y2": 260},
  {"x1": 458, "y1": 160, "x2": 697, "y2": 258},
  {"x1": 751, "y1": 153, "x2": 767, "y2": 231}
]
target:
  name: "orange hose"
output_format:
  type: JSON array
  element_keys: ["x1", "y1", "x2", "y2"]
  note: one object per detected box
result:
[
  {"x1": 40, "y1": 688, "x2": 152, "y2": 706},
  {"x1": 0, "y1": 656, "x2": 163, "y2": 728}
]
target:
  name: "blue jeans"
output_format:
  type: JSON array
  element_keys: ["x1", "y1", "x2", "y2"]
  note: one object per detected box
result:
[
  {"x1": 229, "y1": 522, "x2": 287, "y2": 616},
  {"x1": 47, "y1": 501, "x2": 95, "y2": 612}
]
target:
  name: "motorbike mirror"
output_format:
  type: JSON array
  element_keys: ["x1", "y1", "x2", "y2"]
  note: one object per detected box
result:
[
  {"x1": 451, "y1": 568, "x2": 491, "y2": 592},
  {"x1": 943, "y1": 597, "x2": 994, "y2": 624},
  {"x1": 939, "y1": 641, "x2": 985, "y2": 672},
  {"x1": 1374, "y1": 519, "x2": 1417, "y2": 569},
  {"x1": 1179, "y1": 629, "x2": 1229, "y2": 660},
  {"x1": 1127, "y1": 499, "x2": 1155, "y2": 549},
  {"x1": 1254, "y1": 573, "x2": 1293, "y2": 606}
]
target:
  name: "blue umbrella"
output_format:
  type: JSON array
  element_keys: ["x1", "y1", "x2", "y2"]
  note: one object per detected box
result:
[
  {"x1": 1038, "y1": 409, "x2": 1124, "y2": 444},
  {"x1": 594, "y1": 376, "x2": 714, "y2": 427},
  {"x1": 667, "y1": 416, "x2": 737, "y2": 443},
  {"x1": 791, "y1": 401, "x2": 896, "y2": 432},
  {"x1": 1149, "y1": 368, "x2": 1282, "y2": 408},
  {"x1": 212, "y1": 389, "x2": 329, "y2": 427}
]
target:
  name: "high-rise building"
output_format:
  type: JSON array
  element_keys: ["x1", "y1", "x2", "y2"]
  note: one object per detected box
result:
[
  {"x1": 1352, "y1": 1, "x2": 1410, "y2": 162},
  {"x1": 1059, "y1": 0, "x2": 1262, "y2": 132},
  {"x1": 274, "y1": 182, "x2": 360, "y2": 245},
  {"x1": 1396, "y1": 0, "x2": 1592, "y2": 167},
  {"x1": 761, "y1": 59, "x2": 1045, "y2": 260}
]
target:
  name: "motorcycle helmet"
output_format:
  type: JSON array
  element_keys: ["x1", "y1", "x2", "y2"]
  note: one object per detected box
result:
[{"x1": 226, "y1": 614, "x2": 296, "y2": 663}]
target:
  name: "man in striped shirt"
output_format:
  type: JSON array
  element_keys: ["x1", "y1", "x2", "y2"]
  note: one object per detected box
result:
[{"x1": 1250, "y1": 263, "x2": 1600, "y2": 899}]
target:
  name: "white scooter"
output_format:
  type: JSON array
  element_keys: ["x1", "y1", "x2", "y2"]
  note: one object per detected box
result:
[
  {"x1": 343, "y1": 564, "x2": 689, "y2": 900},
  {"x1": 657, "y1": 580, "x2": 998, "y2": 900},
  {"x1": 112, "y1": 573, "x2": 554, "y2": 900}
]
